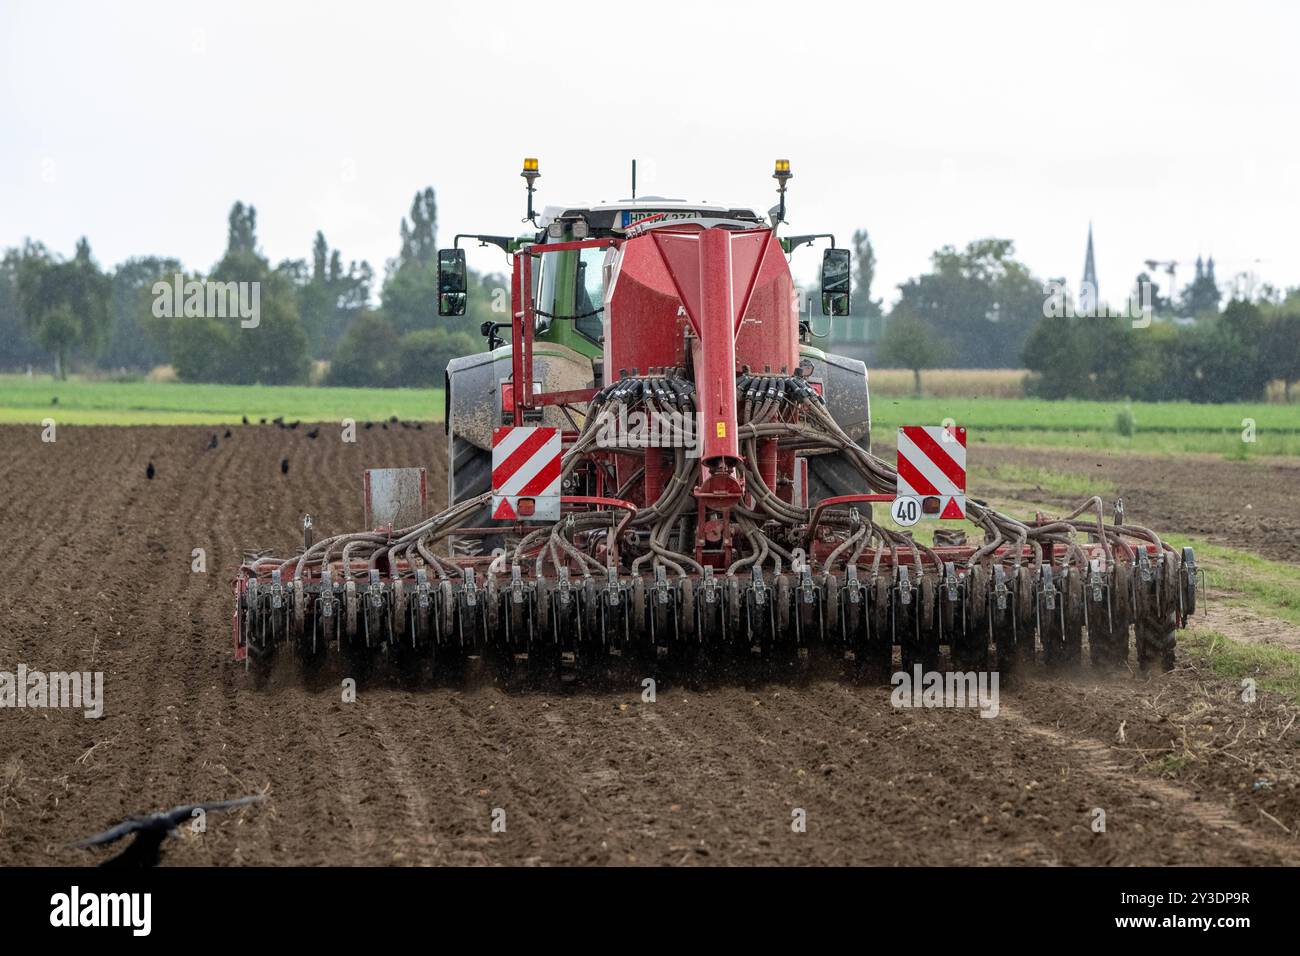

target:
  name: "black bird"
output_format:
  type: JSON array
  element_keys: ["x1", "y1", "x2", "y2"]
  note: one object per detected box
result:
[
  {"x1": 145, "y1": 462, "x2": 155, "y2": 480},
  {"x1": 273, "y1": 416, "x2": 286, "y2": 429},
  {"x1": 206, "y1": 434, "x2": 219, "y2": 450},
  {"x1": 305, "y1": 427, "x2": 319, "y2": 440},
  {"x1": 241, "y1": 415, "x2": 249, "y2": 425},
  {"x1": 389, "y1": 415, "x2": 399, "y2": 424},
  {"x1": 280, "y1": 458, "x2": 289, "y2": 475},
  {"x1": 416, "y1": 424, "x2": 423, "y2": 431},
  {"x1": 288, "y1": 420, "x2": 300, "y2": 430},
  {"x1": 73, "y1": 795, "x2": 264, "y2": 867},
  {"x1": 259, "y1": 417, "x2": 267, "y2": 425},
  {"x1": 224, "y1": 429, "x2": 232, "y2": 439},
  {"x1": 382, "y1": 423, "x2": 388, "y2": 430},
  {"x1": 364, "y1": 421, "x2": 373, "y2": 430}
]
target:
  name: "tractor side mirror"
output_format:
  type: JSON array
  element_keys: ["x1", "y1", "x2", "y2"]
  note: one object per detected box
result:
[
  {"x1": 437, "y1": 249, "x2": 467, "y2": 317},
  {"x1": 821, "y1": 248, "x2": 851, "y2": 317}
]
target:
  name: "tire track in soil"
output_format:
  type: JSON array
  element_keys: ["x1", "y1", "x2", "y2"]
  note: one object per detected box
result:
[
  {"x1": 433, "y1": 690, "x2": 559, "y2": 864},
  {"x1": 7, "y1": 429, "x2": 136, "y2": 665},
  {"x1": 11, "y1": 428, "x2": 174, "y2": 858},
  {"x1": 180, "y1": 433, "x2": 303, "y2": 864},
  {"x1": 230, "y1": 425, "x2": 445, "y2": 866},
  {"x1": 236, "y1": 427, "x2": 395, "y2": 866},
  {"x1": 93, "y1": 429, "x2": 235, "y2": 850},
  {"x1": 997, "y1": 702, "x2": 1299, "y2": 864},
  {"x1": 792, "y1": 679, "x2": 1270, "y2": 865},
  {"x1": 633, "y1": 686, "x2": 825, "y2": 865},
  {"x1": 360, "y1": 702, "x2": 441, "y2": 865}
]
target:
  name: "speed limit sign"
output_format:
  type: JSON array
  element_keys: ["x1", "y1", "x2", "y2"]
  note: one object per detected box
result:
[{"x1": 890, "y1": 495, "x2": 921, "y2": 527}]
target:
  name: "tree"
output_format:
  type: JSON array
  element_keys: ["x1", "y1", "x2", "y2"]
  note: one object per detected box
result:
[
  {"x1": 1132, "y1": 271, "x2": 1173, "y2": 318},
  {"x1": 295, "y1": 230, "x2": 372, "y2": 359},
  {"x1": 1022, "y1": 314, "x2": 1095, "y2": 399},
  {"x1": 101, "y1": 256, "x2": 181, "y2": 371},
  {"x1": 397, "y1": 188, "x2": 438, "y2": 269},
  {"x1": 167, "y1": 202, "x2": 310, "y2": 384},
  {"x1": 879, "y1": 315, "x2": 946, "y2": 395},
  {"x1": 394, "y1": 328, "x2": 479, "y2": 387},
  {"x1": 892, "y1": 239, "x2": 1043, "y2": 368},
  {"x1": 1176, "y1": 315, "x2": 1262, "y2": 403},
  {"x1": 15, "y1": 238, "x2": 111, "y2": 378},
  {"x1": 0, "y1": 247, "x2": 45, "y2": 370},
  {"x1": 1262, "y1": 295, "x2": 1300, "y2": 400},
  {"x1": 849, "y1": 228, "x2": 883, "y2": 320},
  {"x1": 327, "y1": 312, "x2": 401, "y2": 387},
  {"x1": 381, "y1": 188, "x2": 446, "y2": 335}
]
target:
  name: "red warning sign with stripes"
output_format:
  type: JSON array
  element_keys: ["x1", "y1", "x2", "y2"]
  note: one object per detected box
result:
[
  {"x1": 491, "y1": 426, "x2": 562, "y2": 522},
  {"x1": 896, "y1": 425, "x2": 966, "y2": 520}
]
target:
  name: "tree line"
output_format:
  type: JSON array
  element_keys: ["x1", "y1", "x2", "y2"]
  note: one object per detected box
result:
[
  {"x1": 848, "y1": 231, "x2": 1300, "y2": 402},
  {"x1": 0, "y1": 187, "x2": 500, "y2": 387},
  {"x1": 4, "y1": 205, "x2": 1296, "y2": 403}
]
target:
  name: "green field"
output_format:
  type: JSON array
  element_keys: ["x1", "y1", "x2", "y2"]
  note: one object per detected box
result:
[
  {"x1": 3, "y1": 376, "x2": 1299, "y2": 456},
  {"x1": 0, "y1": 376, "x2": 442, "y2": 425},
  {"x1": 870, "y1": 396, "x2": 1300, "y2": 456}
]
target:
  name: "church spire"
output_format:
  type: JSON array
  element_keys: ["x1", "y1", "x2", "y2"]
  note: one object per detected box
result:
[{"x1": 1081, "y1": 222, "x2": 1098, "y2": 305}]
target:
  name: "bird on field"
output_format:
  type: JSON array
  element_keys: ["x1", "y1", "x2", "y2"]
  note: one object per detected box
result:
[
  {"x1": 206, "y1": 434, "x2": 219, "y2": 450},
  {"x1": 280, "y1": 458, "x2": 289, "y2": 475},
  {"x1": 224, "y1": 429, "x2": 232, "y2": 439},
  {"x1": 288, "y1": 420, "x2": 300, "y2": 430},
  {"x1": 259, "y1": 417, "x2": 267, "y2": 425},
  {"x1": 73, "y1": 795, "x2": 265, "y2": 867},
  {"x1": 146, "y1": 462, "x2": 155, "y2": 480},
  {"x1": 382, "y1": 423, "x2": 389, "y2": 430},
  {"x1": 389, "y1": 415, "x2": 399, "y2": 424},
  {"x1": 241, "y1": 415, "x2": 249, "y2": 425},
  {"x1": 305, "y1": 427, "x2": 319, "y2": 440},
  {"x1": 364, "y1": 421, "x2": 373, "y2": 430},
  {"x1": 273, "y1": 416, "x2": 285, "y2": 428}
]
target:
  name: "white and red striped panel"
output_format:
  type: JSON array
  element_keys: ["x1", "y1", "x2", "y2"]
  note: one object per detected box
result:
[
  {"x1": 896, "y1": 425, "x2": 966, "y2": 520},
  {"x1": 491, "y1": 426, "x2": 562, "y2": 522}
]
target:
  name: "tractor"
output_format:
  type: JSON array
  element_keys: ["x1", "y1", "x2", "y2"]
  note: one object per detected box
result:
[{"x1": 235, "y1": 159, "x2": 1196, "y2": 680}]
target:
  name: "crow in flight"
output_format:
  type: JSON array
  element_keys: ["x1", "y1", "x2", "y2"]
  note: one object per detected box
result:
[{"x1": 73, "y1": 795, "x2": 265, "y2": 867}]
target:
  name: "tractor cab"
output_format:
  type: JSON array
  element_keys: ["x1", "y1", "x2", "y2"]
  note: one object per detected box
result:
[{"x1": 530, "y1": 199, "x2": 764, "y2": 355}]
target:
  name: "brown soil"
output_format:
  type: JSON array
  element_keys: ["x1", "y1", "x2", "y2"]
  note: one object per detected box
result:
[
  {"x1": 974, "y1": 444, "x2": 1300, "y2": 563},
  {"x1": 0, "y1": 425, "x2": 1296, "y2": 866}
]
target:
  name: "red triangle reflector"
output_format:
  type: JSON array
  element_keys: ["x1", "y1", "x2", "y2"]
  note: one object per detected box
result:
[
  {"x1": 492, "y1": 497, "x2": 516, "y2": 521},
  {"x1": 940, "y1": 496, "x2": 964, "y2": 520}
]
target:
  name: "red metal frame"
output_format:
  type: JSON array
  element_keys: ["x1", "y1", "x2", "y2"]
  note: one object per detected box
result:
[
  {"x1": 512, "y1": 237, "x2": 621, "y2": 423},
  {"x1": 806, "y1": 494, "x2": 896, "y2": 548}
]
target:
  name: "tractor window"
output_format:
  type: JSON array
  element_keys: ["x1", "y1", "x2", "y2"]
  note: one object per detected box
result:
[
  {"x1": 533, "y1": 252, "x2": 552, "y2": 333},
  {"x1": 575, "y1": 247, "x2": 606, "y2": 342}
]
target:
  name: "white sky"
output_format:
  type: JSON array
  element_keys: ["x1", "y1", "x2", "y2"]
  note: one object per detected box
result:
[{"x1": 2, "y1": 0, "x2": 1297, "y2": 306}]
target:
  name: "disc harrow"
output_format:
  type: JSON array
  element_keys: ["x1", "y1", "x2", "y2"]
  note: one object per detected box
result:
[{"x1": 235, "y1": 375, "x2": 1198, "y2": 679}]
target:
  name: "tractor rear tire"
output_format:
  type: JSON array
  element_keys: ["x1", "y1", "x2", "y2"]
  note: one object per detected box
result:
[{"x1": 449, "y1": 435, "x2": 502, "y2": 557}]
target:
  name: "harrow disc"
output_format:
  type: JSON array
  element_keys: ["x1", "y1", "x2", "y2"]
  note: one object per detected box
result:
[{"x1": 235, "y1": 528, "x2": 1194, "y2": 683}]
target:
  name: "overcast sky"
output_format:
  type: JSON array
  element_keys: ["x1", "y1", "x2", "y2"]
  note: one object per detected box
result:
[{"x1": 2, "y1": 0, "x2": 1296, "y2": 306}]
